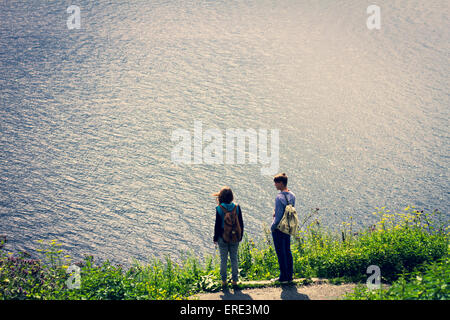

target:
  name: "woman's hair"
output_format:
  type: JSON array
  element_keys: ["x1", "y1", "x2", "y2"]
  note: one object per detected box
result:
[
  {"x1": 212, "y1": 186, "x2": 234, "y2": 204},
  {"x1": 273, "y1": 172, "x2": 288, "y2": 186}
]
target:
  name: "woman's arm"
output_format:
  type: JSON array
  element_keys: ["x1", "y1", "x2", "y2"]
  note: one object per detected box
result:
[
  {"x1": 213, "y1": 207, "x2": 221, "y2": 243},
  {"x1": 238, "y1": 205, "x2": 244, "y2": 241}
]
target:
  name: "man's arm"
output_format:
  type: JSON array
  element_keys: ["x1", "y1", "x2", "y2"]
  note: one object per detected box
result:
[{"x1": 271, "y1": 196, "x2": 285, "y2": 232}]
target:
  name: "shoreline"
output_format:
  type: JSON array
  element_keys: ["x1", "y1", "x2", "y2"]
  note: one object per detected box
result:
[{"x1": 0, "y1": 207, "x2": 448, "y2": 300}]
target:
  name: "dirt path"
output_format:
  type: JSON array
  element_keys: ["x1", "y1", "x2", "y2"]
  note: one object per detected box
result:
[{"x1": 190, "y1": 279, "x2": 357, "y2": 300}]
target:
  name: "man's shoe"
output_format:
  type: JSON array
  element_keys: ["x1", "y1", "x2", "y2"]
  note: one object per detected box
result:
[
  {"x1": 271, "y1": 278, "x2": 291, "y2": 284},
  {"x1": 270, "y1": 278, "x2": 286, "y2": 283}
]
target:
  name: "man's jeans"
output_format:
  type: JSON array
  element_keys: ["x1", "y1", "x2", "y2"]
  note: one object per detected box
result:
[
  {"x1": 272, "y1": 229, "x2": 294, "y2": 281},
  {"x1": 218, "y1": 237, "x2": 239, "y2": 282}
]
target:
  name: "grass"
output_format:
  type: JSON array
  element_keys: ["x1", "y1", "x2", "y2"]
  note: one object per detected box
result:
[
  {"x1": 344, "y1": 256, "x2": 449, "y2": 300},
  {"x1": 0, "y1": 206, "x2": 448, "y2": 300}
]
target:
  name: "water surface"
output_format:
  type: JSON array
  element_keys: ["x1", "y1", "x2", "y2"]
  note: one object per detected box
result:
[{"x1": 0, "y1": 0, "x2": 448, "y2": 265}]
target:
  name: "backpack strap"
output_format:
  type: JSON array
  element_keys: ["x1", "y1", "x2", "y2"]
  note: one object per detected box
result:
[
  {"x1": 282, "y1": 192, "x2": 290, "y2": 205},
  {"x1": 219, "y1": 204, "x2": 228, "y2": 214},
  {"x1": 219, "y1": 204, "x2": 237, "y2": 214}
]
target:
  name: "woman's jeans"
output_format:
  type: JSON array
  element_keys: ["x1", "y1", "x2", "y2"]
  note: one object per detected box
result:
[
  {"x1": 272, "y1": 229, "x2": 294, "y2": 281},
  {"x1": 218, "y1": 237, "x2": 239, "y2": 282}
]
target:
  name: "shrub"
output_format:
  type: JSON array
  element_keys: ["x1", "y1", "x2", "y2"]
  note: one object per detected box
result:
[
  {"x1": 0, "y1": 207, "x2": 447, "y2": 300},
  {"x1": 345, "y1": 256, "x2": 449, "y2": 300}
]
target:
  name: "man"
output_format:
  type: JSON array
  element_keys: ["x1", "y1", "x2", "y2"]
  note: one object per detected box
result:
[{"x1": 271, "y1": 173, "x2": 295, "y2": 283}]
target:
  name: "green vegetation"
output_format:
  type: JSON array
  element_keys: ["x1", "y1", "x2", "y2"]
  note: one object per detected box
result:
[
  {"x1": 344, "y1": 256, "x2": 449, "y2": 300},
  {"x1": 0, "y1": 207, "x2": 448, "y2": 300}
]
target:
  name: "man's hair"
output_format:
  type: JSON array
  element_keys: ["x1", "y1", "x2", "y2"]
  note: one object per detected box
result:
[
  {"x1": 273, "y1": 173, "x2": 288, "y2": 186},
  {"x1": 214, "y1": 186, "x2": 234, "y2": 204}
]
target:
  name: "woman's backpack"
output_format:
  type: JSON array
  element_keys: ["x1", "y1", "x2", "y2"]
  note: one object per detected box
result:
[
  {"x1": 277, "y1": 193, "x2": 299, "y2": 236},
  {"x1": 219, "y1": 204, "x2": 242, "y2": 243}
]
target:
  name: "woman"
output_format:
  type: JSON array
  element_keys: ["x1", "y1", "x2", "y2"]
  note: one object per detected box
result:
[{"x1": 213, "y1": 186, "x2": 244, "y2": 287}]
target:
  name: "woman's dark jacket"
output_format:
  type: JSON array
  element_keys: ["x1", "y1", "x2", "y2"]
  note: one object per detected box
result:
[{"x1": 213, "y1": 202, "x2": 244, "y2": 242}]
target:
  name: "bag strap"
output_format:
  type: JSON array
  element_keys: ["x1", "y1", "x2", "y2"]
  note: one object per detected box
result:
[
  {"x1": 219, "y1": 204, "x2": 228, "y2": 214},
  {"x1": 219, "y1": 204, "x2": 237, "y2": 215},
  {"x1": 282, "y1": 192, "x2": 290, "y2": 206}
]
